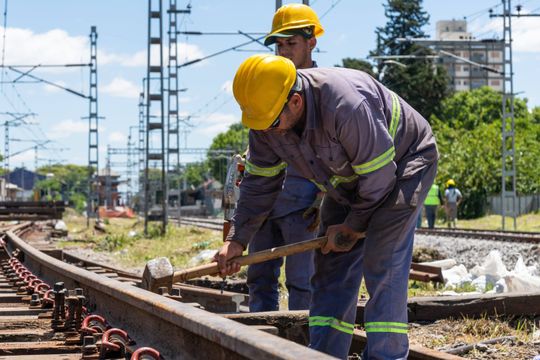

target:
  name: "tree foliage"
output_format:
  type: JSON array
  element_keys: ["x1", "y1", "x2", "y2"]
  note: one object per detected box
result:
[
  {"x1": 372, "y1": 0, "x2": 450, "y2": 119},
  {"x1": 336, "y1": 58, "x2": 376, "y2": 78},
  {"x1": 432, "y1": 87, "x2": 540, "y2": 218},
  {"x1": 35, "y1": 164, "x2": 89, "y2": 212},
  {"x1": 208, "y1": 122, "x2": 248, "y2": 184}
]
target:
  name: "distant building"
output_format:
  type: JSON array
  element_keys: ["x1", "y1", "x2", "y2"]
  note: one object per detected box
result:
[
  {"x1": 421, "y1": 20, "x2": 504, "y2": 92},
  {"x1": 4, "y1": 167, "x2": 46, "y2": 200},
  {"x1": 0, "y1": 178, "x2": 23, "y2": 201},
  {"x1": 97, "y1": 169, "x2": 122, "y2": 208}
]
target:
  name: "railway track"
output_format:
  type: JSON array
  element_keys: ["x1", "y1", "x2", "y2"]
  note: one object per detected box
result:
[
  {"x1": 0, "y1": 221, "x2": 466, "y2": 359},
  {"x1": 416, "y1": 227, "x2": 540, "y2": 243},
  {"x1": 180, "y1": 216, "x2": 540, "y2": 243}
]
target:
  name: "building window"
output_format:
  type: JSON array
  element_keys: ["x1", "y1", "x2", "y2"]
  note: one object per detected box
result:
[
  {"x1": 463, "y1": 66, "x2": 469, "y2": 72},
  {"x1": 463, "y1": 80, "x2": 468, "y2": 85},
  {"x1": 491, "y1": 80, "x2": 501, "y2": 86},
  {"x1": 491, "y1": 51, "x2": 501, "y2": 58}
]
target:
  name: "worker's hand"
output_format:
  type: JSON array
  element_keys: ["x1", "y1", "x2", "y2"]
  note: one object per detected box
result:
[
  {"x1": 302, "y1": 192, "x2": 324, "y2": 232},
  {"x1": 322, "y1": 224, "x2": 365, "y2": 255},
  {"x1": 213, "y1": 240, "x2": 244, "y2": 276}
]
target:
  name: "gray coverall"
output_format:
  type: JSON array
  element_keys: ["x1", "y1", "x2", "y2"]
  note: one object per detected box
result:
[{"x1": 228, "y1": 67, "x2": 438, "y2": 359}]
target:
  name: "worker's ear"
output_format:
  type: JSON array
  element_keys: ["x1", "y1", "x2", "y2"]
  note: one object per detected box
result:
[
  {"x1": 288, "y1": 92, "x2": 303, "y2": 114},
  {"x1": 308, "y1": 37, "x2": 317, "y2": 51}
]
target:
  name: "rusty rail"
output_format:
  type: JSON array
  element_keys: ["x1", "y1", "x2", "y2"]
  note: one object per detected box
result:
[{"x1": 0, "y1": 225, "x2": 333, "y2": 359}]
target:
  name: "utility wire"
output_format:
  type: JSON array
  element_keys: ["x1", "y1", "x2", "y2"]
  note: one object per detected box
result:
[
  {"x1": 177, "y1": 35, "x2": 265, "y2": 68},
  {"x1": 464, "y1": 2, "x2": 502, "y2": 20},
  {"x1": 319, "y1": 0, "x2": 343, "y2": 20}
]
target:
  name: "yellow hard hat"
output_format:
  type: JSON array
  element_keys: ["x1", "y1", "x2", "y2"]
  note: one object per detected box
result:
[
  {"x1": 233, "y1": 54, "x2": 297, "y2": 130},
  {"x1": 446, "y1": 179, "x2": 456, "y2": 187},
  {"x1": 264, "y1": 4, "x2": 325, "y2": 46}
]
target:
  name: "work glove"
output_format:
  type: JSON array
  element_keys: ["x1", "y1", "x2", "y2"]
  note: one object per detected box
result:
[{"x1": 302, "y1": 192, "x2": 325, "y2": 232}]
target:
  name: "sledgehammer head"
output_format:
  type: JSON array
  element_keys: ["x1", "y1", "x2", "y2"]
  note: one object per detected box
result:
[{"x1": 141, "y1": 257, "x2": 174, "y2": 293}]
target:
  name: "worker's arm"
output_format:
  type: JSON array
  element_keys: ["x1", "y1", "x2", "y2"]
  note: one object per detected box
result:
[
  {"x1": 225, "y1": 131, "x2": 286, "y2": 246},
  {"x1": 337, "y1": 99, "x2": 397, "y2": 233},
  {"x1": 456, "y1": 188, "x2": 463, "y2": 205}
]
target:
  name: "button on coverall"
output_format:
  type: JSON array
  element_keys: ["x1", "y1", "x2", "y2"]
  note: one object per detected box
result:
[{"x1": 228, "y1": 67, "x2": 438, "y2": 359}]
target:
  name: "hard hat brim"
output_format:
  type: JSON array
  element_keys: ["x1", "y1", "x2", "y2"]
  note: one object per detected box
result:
[
  {"x1": 263, "y1": 32, "x2": 295, "y2": 46},
  {"x1": 241, "y1": 112, "x2": 273, "y2": 131}
]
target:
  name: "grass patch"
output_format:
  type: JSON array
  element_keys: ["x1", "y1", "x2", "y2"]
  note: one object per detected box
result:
[
  {"x1": 449, "y1": 212, "x2": 540, "y2": 232},
  {"x1": 61, "y1": 214, "x2": 223, "y2": 271}
]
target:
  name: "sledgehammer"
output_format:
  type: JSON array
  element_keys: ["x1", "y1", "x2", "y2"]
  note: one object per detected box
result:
[{"x1": 141, "y1": 236, "x2": 328, "y2": 293}]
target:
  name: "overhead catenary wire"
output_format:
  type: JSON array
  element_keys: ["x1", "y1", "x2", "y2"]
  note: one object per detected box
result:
[
  {"x1": 177, "y1": 35, "x2": 266, "y2": 68},
  {"x1": 319, "y1": 0, "x2": 343, "y2": 20}
]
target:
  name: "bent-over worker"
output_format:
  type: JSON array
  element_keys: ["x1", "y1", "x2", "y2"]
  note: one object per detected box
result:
[{"x1": 215, "y1": 54, "x2": 438, "y2": 359}]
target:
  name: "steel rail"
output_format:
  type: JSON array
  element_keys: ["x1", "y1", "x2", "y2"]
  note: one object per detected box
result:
[
  {"x1": 416, "y1": 227, "x2": 540, "y2": 243},
  {"x1": 3, "y1": 228, "x2": 333, "y2": 360}
]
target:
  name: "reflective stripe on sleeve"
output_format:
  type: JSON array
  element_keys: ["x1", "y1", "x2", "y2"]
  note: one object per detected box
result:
[
  {"x1": 352, "y1": 146, "x2": 395, "y2": 175},
  {"x1": 329, "y1": 174, "x2": 358, "y2": 188},
  {"x1": 389, "y1": 91, "x2": 401, "y2": 139},
  {"x1": 309, "y1": 316, "x2": 355, "y2": 335},
  {"x1": 365, "y1": 321, "x2": 408, "y2": 334},
  {"x1": 245, "y1": 160, "x2": 287, "y2": 177}
]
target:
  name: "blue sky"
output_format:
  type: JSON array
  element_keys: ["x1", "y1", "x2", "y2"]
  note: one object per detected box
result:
[{"x1": 1, "y1": 0, "x2": 539, "y2": 172}]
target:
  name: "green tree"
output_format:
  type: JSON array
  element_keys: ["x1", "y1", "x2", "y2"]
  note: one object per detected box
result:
[
  {"x1": 184, "y1": 162, "x2": 209, "y2": 188},
  {"x1": 336, "y1": 57, "x2": 376, "y2": 77},
  {"x1": 36, "y1": 164, "x2": 89, "y2": 212},
  {"x1": 531, "y1": 106, "x2": 540, "y2": 124},
  {"x1": 372, "y1": 0, "x2": 450, "y2": 119},
  {"x1": 432, "y1": 87, "x2": 540, "y2": 218},
  {"x1": 208, "y1": 122, "x2": 248, "y2": 184}
]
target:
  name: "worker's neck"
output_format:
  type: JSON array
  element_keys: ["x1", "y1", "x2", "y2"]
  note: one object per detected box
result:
[{"x1": 292, "y1": 108, "x2": 307, "y2": 138}]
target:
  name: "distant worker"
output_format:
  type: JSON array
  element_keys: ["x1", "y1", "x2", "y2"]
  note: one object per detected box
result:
[
  {"x1": 215, "y1": 54, "x2": 438, "y2": 359},
  {"x1": 444, "y1": 179, "x2": 462, "y2": 228},
  {"x1": 245, "y1": 4, "x2": 324, "y2": 312},
  {"x1": 424, "y1": 183, "x2": 443, "y2": 228}
]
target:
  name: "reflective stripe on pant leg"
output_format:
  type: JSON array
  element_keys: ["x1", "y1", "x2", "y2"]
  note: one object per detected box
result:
[
  {"x1": 309, "y1": 196, "x2": 364, "y2": 359},
  {"x1": 280, "y1": 211, "x2": 316, "y2": 310},
  {"x1": 362, "y1": 163, "x2": 437, "y2": 359},
  {"x1": 247, "y1": 219, "x2": 283, "y2": 312},
  {"x1": 309, "y1": 241, "x2": 363, "y2": 360}
]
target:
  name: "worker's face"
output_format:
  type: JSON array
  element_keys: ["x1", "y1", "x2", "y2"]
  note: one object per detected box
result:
[
  {"x1": 264, "y1": 93, "x2": 304, "y2": 135},
  {"x1": 276, "y1": 35, "x2": 316, "y2": 69}
]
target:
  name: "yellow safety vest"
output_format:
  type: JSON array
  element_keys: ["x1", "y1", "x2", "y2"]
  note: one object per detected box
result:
[{"x1": 424, "y1": 184, "x2": 441, "y2": 205}]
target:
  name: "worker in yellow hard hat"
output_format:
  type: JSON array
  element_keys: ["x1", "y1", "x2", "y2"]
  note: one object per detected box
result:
[
  {"x1": 444, "y1": 179, "x2": 462, "y2": 228},
  {"x1": 216, "y1": 54, "x2": 438, "y2": 359},
  {"x1": 243, "y1": 4, "x2": 324, "y2": 314}
]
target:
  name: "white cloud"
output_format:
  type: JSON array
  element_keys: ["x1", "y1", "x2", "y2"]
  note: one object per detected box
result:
[
  {"x1": 1, "y1": 27, "x2": 88, "y2": 68},
  {"x1": 108, "y1": 131, "x2": 127, "y2": 144},
  {"x1": 471, "y1": 16, "x2": 540, "y2": 53},
  {"x1": 46, "y1": 119, "x2": 88, "y2": 139},
  {"x1": 101, "y1": 77, "x2": 140, "y2": 98},
  {"x1": 0, "y1": 26, "x2": 204, "y2": 71},
  {"x1": 193, "y1": 112, "x2": 238, "y2": 137}
]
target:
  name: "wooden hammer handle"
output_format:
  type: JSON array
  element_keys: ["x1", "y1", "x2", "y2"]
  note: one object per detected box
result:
[{"x1": 172, "y1": 236, "x2": 327, "y2": 283}]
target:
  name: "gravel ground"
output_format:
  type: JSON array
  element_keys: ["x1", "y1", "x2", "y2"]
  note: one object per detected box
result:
[{"x1": 414, "y1": 233, "x2": 540, "y2": 273}]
